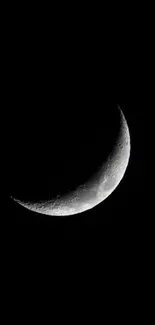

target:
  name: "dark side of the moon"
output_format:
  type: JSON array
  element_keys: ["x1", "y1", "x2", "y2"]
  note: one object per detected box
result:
[
  {"x1": 9, "y1": 107, "x2": 120, "y2": 205},
  {"x1": 7, "y1": 91, "x2": 121, "y2": 205}
]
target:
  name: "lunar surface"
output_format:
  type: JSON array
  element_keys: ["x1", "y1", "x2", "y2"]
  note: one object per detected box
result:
[{"x1": 11, "y1": 106, "x2": 131, "y2": 216}]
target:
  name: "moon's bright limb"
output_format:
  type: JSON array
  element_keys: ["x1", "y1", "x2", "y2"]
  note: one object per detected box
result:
[{"x1": 11, "y1": 107, "x2": 131, "y2": 216}]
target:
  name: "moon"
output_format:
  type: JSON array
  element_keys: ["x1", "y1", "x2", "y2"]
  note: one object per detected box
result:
[{"x1": 11, "y1": 106, "x2": 131, "y2": 216}]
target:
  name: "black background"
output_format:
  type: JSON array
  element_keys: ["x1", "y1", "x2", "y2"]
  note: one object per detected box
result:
[{"x1": 3, "y1": 11, "x2": 144, "y2": 237}]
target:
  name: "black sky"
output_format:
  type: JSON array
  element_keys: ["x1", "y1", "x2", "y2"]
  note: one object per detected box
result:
[{"x1": 4, "y1": 15, "x2": 144, "y2": 235}]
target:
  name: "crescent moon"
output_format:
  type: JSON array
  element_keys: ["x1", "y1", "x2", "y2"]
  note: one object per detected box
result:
[{"x1": 11, "y1": 107, "x2": 131, "y2": 216}]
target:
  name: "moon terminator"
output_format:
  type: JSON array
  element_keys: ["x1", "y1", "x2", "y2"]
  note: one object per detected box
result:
[{"x1": 11, "y1": 106, "x2": 131, "y2": 216}]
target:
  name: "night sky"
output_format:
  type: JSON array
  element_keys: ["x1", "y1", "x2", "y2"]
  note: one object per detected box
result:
[{"x1": 4, "y1": 16, "x2": 144, "y2": 235}]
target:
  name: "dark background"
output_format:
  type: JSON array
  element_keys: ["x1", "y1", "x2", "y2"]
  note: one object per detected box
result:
[{"x1": 3, "y1": 10, "x2": 144, "y2": 235}]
